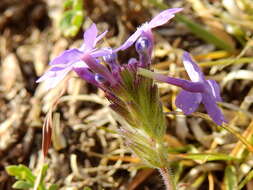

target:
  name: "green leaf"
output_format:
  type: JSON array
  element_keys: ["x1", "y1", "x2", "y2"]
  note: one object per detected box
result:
[
  {"x1": 83, "y1": 187, "x2": 92, "y2": 190},
  {"x1": 72, "y1": 11, "x2": 84, "y2": 26},
  {"x1": 40, "y1": 164, "x2": 49, "y2": 183},
  {"x1": 60, "y1": 10, "x2": 84, "y2": 37},
  {"x1": 63, "y1": 0, "x2": 73, "y2": 9},
  {"x1": 167, "y1": 145, "x2": 194, "y2": 153},
  {"x1": 170, "y1": 162, "x2": 184, "y2": 184},
  {"x1": 33, "y1": 164, "x2": 49, "y2": 190},
  {"x1": 60, "y1": 10, "x2": 75, "y2": 28},
  {"x1": 49, "y1": 184, "x2": 59, "y2": 190},
  {"x1": 12, "y1": 180, "x2": 33, "y2": 189},
  {"x1": 60, "y1": 0, "x2": 84, "y2": 37},
  {"x1": 73, "y1": 0, "x2": 83, "y2": 10},
  {"x1": 224, "y1": 165, "x2": 238, "y2": 190},
  {"x1": 191, "y1": 174, "x2": 206, "y2": 188},
  {"x1": 179, "y1": 153, "x2": 238, "y2": 162},
  {"x1": 6, "y1": 165, "x2": 35, "y2": 183}
]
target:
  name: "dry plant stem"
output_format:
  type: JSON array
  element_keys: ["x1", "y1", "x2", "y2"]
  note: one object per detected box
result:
[{"x1": 158, "y1": 167, "x2": 174, "y2": 190}]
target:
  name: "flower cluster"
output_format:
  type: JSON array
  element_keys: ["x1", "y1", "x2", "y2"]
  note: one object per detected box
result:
[
  {"x1": 37, "y1": 8, "x2": 228, "y2": 189},
  {"x1": 38, "y1": 8, "x2": 183, "y2": 88},
  {"x1": 37, "y1": 7, "x2": 225, "y2": 172}
]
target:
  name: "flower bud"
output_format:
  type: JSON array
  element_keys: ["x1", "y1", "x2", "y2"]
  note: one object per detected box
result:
[
  {"x1": 103, "y1": 48, "x2": 119, "y2": 71},
  {"x1": 128, "y1": 58, "x2": 138, "y2": 65},
  {"x1": 135, "y1": 36, "x2": 152, "y2": 54},
  {"x1": 95, "y1": 73, "x2": 107, "y2": 84},
  {"x1": 103, "y1": 51, "x2": 117, "y2": 64}
]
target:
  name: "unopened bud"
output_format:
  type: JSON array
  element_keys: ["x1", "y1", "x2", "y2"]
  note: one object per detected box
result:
[
  {"x1": 95, "y1": 73, "x2": 107, "y2": 84},
  {"x1": 103, "y1": 48, "x2": 119, "y2": 71},
  {"x1": 103, "y1": 51, "x2": 117, "y2": 64},
  {"x1": 135, "y1": 36, "x2": 151, "y2": 54},
  {"x1": 128, "y1": 58, "x2": 138, "y2": 65}
]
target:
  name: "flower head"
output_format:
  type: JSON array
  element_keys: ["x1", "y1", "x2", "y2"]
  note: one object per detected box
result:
[
  {"x1": 175, "y1": 52, "x2": 225, "y2": 125},
  {"x1": 36, "y1": 23, "x2": 109, "y2": 89},
  {"x1": 116, "y1": 8, "x2": 183, "y2": 52},
  {"x1": 138, "y1": 52, "x2": 225, "y2": 125}
]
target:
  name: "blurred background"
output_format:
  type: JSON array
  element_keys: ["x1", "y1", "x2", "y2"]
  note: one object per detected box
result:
[{"x1": 1, "y1": 0, "x2": 253, "y2": 189}]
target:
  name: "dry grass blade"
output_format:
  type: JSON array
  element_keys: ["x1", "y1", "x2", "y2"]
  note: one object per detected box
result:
[
  {"x1": 199, "y1": 57, "x2": 253, "y2": 67},
  {"x1": 230, "y1": 119, "x2": 253, "y2": 157},
  {"x1": 208, "y1": 172, "x2": 214, "y2": 190},
  {"x1": 42, "y1": 111, "x2": 52, "y2": 158},
  {"x1": 238, "y1": 169, "x2": 253, "y2": 190},
  {"x1": 187, "y1": 0, "x2": 235, "y2": 48},
  {"x1": 106, "y1": 155, "x2": 140, "y2": 163},
  {"x1": 194, "y1": 50, "x2": 232, "y2": 61},
  {"x1": 41, "y1": 81, "x2": 68, "y2": 157},
  {"x1": 51, "y1": 113, "x2": 66, "y2": 151},
  {"x1": 221, "y1": 70, "x2": 253, "y2": 88},
  {"x1": 127, "y1": 169, "x2": 155, "y2": 190},
  {"x1": 190, "y1": 112, "x2": 253, "y2": 154},
  {"x1": 222, "y1": 123, "x2": 253, "y2": 154}
]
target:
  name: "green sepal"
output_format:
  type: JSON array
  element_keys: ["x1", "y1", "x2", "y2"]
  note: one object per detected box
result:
[
  {"x1": 120, "y1": 127, "x2": 168, "y2": 168},
  {"x1": 108, "y1": 64, "x2": 168, "y2": 168},
  {"x1": 115, "y1": 66, "x2": 167, "y2": 140}
]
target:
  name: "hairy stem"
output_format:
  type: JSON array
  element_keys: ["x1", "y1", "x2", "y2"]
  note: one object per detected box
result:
[{"x1": 158, "y1": 167, "x2": 175, "y2": 190}]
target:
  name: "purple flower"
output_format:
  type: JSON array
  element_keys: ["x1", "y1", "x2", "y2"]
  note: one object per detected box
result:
[
  {"x1": 175, "y1": 52, "x2": 225, "y2": 125},
  {"x1": 138, "y1": 52, "x2": 225, "y2": 125},
  {"x1": 115, "y1": 8, "x2": 183, "y2": 52},
  {"x1": 36, "y1": 23, "x2": 109, "y2": 89}
]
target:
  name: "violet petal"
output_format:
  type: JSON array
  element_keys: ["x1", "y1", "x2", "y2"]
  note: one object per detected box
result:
[
  {"x1": 48, "y1": 65, "x2": 68, "y2": 71},
  {"x1": 83, "y1": 23, "x2": 98, "y2": 49},
  {"x1": 49, "y1": 49, "x2": 83, "y2": 66},
  {"x1": 115, "y1": 29, "x2": 142, "y2": 51},
  {"x1": 202, "y1": 93, "x2": 225, "y2": 125},
  {"x1": 95, "y1": 30, "x2": 108, "y2": 45},
  {"x1": 182, "y1": 51, "x2": 205, "y2": 82},
  {"x1": 207, "y1": 80, "x2": 222, "y2": 102},
  {"x1": 37, "y1": 66, "x2": 72, "y2": 89},
  {"x1": 175, "y1": 90, "x2": 202, "y2": 115},
  {"x1": 149, "y1": 8, "x2": 183, "y2": 28},
  {"x1": 90, "y1": 49, "x2": 111, "y2": 57},
  {"x1": 36, "y1": 66, "x2": 65, "y2": 83}
]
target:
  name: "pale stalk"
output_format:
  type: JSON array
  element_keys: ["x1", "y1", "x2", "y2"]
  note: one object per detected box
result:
[{"x1": 158, "y1": 167, "x2": 175, "y2": 190}]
